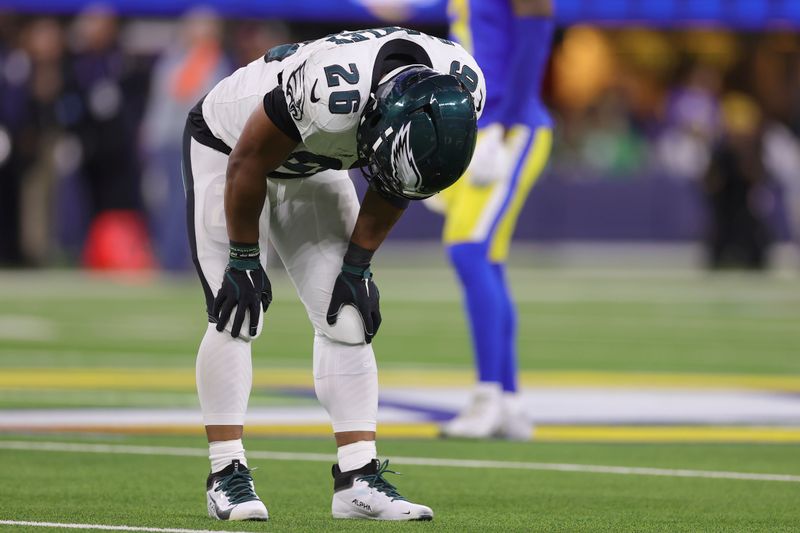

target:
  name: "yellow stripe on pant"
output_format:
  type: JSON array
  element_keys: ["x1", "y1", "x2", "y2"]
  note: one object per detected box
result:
[
  {"x1": 441, "y1": 125, "x2": 552, "y2": 262},
  {"x1": 448, "y1": 0, "x2": 473, "y2": 54}
]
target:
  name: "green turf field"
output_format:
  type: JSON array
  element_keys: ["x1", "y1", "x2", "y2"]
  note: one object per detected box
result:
[
  {"x1": 1, "y1": 252, "x2": 799, "y2": 531},
  {"x1": 1, "y1": 435, "x2": 799, "y2": 532},
  {"x1": 1, "y1": 259, "x2": 798, "y2": 376}
]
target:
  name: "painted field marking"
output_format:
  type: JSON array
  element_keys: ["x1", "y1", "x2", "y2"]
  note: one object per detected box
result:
[
  {"x1": 2, "y1": 368, "x2": 799, "y2": 391},
  {"x1": 0, "y1": 521, "x2": 240, "y2": 532},
  {"x1": 0, "y1": 316, "x2": 56, "y2": 341},
  {"x1": 1, "y1": 440, "x2": 799, "y2": 483},
  {"x1": 4, "y1": 424, "x2": 800, "y2": 443}
]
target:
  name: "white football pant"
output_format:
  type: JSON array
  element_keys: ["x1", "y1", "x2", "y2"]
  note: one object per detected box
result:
[{"x1": 185, "y1": 135, "x2": 378, "y2": 433}]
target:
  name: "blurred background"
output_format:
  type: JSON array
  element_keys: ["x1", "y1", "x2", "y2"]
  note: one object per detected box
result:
[
  {"x1": 1, "y1": 0, "x2": 800, "y2": 270},
  {"x1": 0, "y1": 0, "x2": 799, "y2": 458}
]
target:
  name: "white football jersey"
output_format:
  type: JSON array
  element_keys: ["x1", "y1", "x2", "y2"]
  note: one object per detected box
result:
[{"x1": 201, "y1": 27, "x2": 485, "y2": 179}]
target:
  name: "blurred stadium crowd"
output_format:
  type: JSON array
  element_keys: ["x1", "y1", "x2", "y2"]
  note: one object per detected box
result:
[
  {"x1": 0, "y1": 7, "x2": 290, "y2": 270},
  {"x1": 550, "y1": 26, "x2": 800, "y2": 268},
  {"x1": 1, "y1": 7, "x2": 800, "y2": 270}
]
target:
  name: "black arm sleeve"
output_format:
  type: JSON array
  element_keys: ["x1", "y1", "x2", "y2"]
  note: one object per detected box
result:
[{"x1": 263, "y1": 86, "x2": 302, "y2": 142}]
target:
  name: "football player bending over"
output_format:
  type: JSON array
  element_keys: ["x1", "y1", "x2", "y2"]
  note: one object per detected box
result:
[
  {"x1": 183, "y1": 27, "x2": 483, "y2": 521},
  {"x1": 433, "y1": 0, "x2": 554, "y2": 440}
]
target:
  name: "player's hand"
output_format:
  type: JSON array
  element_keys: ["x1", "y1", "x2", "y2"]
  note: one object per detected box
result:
[
  {"x1": 326, "y1": 263, "x2": 381, "y2": 344},
  {"x1": 213, "y1": 264, "x2": 272, "y2": 338},
  {"x1": 467, "y1": 124, "x2": 509, "y2": 186},
  {"x1": 422, "y1": 195, "x2": 447, "y2": 214},
  {"x1": 213, "y1": 244, "x2": 272, "y2": 338}
]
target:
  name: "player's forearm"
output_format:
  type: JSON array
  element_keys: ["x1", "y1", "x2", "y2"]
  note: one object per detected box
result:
[
  {"x1": 223, "y1": 107, "x2": 298, "y2": 245},
  {"x1": 349, "y1": 187, "x2": 405, "y2": 251},
  {"x1": 224, "y1": 155, "x2": 268, "y2": 244}
]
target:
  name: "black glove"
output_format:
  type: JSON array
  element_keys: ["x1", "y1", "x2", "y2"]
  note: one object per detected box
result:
[
  {"x1": 213, "y1": 243, "x2": 272, "y2": 338},
  {"x1": 326, "y1": 243, "x2": 381, "y2": 343}
]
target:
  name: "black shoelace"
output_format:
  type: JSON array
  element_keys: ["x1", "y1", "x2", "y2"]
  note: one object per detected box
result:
[
  {"x1": 214, "y1": 465, "x2": 259, "y2": 505},
  {"x1": 357, "y1": 460, "x2": 406, "y2": 502}
]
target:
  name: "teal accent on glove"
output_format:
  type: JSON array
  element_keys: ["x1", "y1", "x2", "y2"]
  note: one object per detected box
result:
[
  {"x1": 229, "y1": 258, "x2": 260, "y2": 270},
  {"x1": 342, "y1": 264, "x2": 371, "y2": 278}
]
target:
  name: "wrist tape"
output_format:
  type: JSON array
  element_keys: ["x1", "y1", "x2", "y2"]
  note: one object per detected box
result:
[
  {"x1": 229, "y1": 241, "x2": 260, "y2": 270},
  {"x1": 343, "y1": 242, "x2": 374, "y2": 274}
]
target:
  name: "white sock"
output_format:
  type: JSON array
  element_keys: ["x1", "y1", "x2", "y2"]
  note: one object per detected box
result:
[
  {"x1": 209, "y1": 439, "x2": 246, "y2": 473},
  {"x1": 502, "y1": 391, "x2": 525, "y2": 415},
  {"x1": 476, "y1": 381, "x2": 503, "y2": 397},
  {"x1": 337, "y1": 440, "x2": 377, "y2": 472}
]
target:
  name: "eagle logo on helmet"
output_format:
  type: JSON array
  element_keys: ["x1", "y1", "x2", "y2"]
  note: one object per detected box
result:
[
  {"x1": 390, "y1": 122, "x2": 421, "y2": 191},
  {"x1": 285, "y1": 61, "x2": 306, "y2": 121}
]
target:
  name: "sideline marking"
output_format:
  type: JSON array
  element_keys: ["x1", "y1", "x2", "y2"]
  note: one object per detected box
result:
[
  {"x1": 2, "y1": 368, "x2": 799, "y2": 391},
  {"x1": 4, "y1": 424, "x2": 800, "y2": 443},
  {"x1": 1, "y1": 440, "x2": 799, "y2": 483},
  {"x1": 6, "y1": 422, "x2": 800, "y2": 444},
  {"x1": 0, "y1": 316, "x2": 56, "y2": 341},
  {"x1": 0, "y1": 520, "x2": 239, "y2": 532}
]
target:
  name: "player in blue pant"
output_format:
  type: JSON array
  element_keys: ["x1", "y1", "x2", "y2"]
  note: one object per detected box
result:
[{"x1": 430, "y1": 0, "x2": 554, "y2": 439}]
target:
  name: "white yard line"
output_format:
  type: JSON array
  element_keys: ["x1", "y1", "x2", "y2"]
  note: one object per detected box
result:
[
  {"x1": 2, "y1": 440, "x2": 799, "y2": 483},
  {"x1": 0, "y1": 520, "x2": 240, "y2": 532}
]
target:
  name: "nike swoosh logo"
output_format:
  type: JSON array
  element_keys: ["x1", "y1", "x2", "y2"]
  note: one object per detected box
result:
[
  {"x1": 209, "y1": 495, "x2": 232, "y2": 520},
  {"x1": 310, "y1": 79, "x2": 320, "y2": 103},
  {"x1": 475, "y1": 91, "x2": 484, "y2": 113},
  {"x1": 402, "y1": 511, "x2": 412, "y2": 515}
]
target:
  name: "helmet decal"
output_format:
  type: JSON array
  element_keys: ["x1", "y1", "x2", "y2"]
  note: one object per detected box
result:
[
  {"x1": 356, "y1": 65, "x2": 477, "y2": 200},
  {"x1": 285, "y1": 61, "x2": 306, "y2": 121},
  {"x1": 390, "y1": 122, "x2": 421, "y2": 191}
]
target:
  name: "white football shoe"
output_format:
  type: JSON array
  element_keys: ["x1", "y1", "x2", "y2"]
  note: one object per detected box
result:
[
  {"x1": 440, "y1": 382, "x2": 504, "y2": 439},
  {"x1": 497, "y1": 392, "x2": 534, "y2": 441},
  {"x1": 331, "y1": 459, "x2": 433, "y2": 521},
  {"x1": 206, "y1": 459, "x2": 269, "y2": 521}
]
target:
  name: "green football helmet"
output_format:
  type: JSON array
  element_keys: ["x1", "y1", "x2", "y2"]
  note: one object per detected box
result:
[{"x1": 357, "y1": 65, "x2": 478, "y2": 200}]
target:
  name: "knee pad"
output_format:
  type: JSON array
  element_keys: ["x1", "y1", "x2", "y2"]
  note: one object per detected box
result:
[
  {"x1": 319, "y1": 304, "x2": 366, "y2": 345},
  {"x1": 212, "y1": 304, "x2": 264, "y2": 342},
  {"x1": 313, "y1": 333, "x2": 378, "y2": 433}
]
